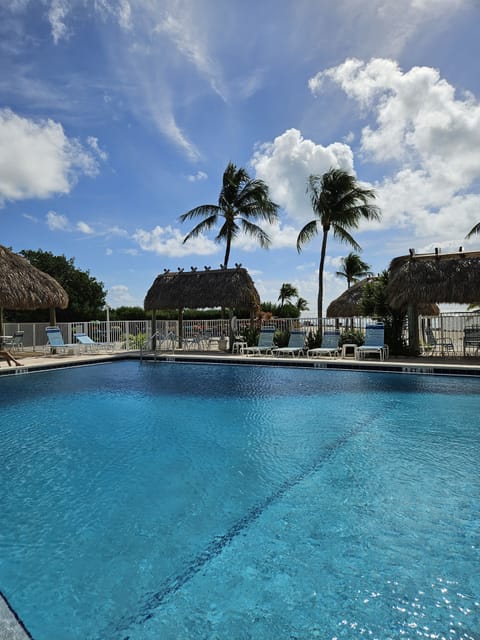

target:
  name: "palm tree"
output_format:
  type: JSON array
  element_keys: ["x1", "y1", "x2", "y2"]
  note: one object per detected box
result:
[
  {"x1": 278, "y1": 283, "x2": 298, "y2": 308},
  {"x1": 179, "y1": 162, "x2": 279, "y2": 267},
  {"x1": 297, "y1": 168, "x2": 380, "y2": 319},
  {"x1": 296, "y1": 297, "x2": 309, "y2": 312},
  {"x1": 466, "y1": 222, "x2": 480, "y2": 238},
  {"x1": 336, "y1": 252, "x2": 373, "y2": 288}
]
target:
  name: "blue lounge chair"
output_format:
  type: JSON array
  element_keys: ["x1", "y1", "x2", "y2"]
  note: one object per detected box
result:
[
  {"x1": 45, "y1": 327, "x2": 79, "y2": 355},
  {"x1": 307, "y1": 331, "x2": 340, "y2": 358},
  {"x1": 74, "y1": 333, "x2": 114, "y2": 353},
  {"x1": 356, "y1": 323, "x2": 388, "y2": 361},
  {"x1": 272, "y1": 329, "x2": 306, "y2": 357},
  {"x1": 243, "y1": 326, "x2": 276, "y2": 356}
]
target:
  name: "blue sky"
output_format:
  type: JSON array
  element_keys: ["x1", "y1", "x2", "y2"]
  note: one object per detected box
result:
[{"x1": 1, "y1": 0, "x2": 480, "y2": 314}]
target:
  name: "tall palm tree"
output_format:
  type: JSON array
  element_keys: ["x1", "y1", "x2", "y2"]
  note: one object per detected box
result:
[
  {"x1": 278, "y1": 283, "x2": 298, "y2": 307},
  {"x1": 336, "y1": 252, "x2": 373, "y2": 288},
  {"x1": 297, "y1": 168, "x2": 380, "y2": 319},
  {"x1": 179, "y1": 162, "x2": 279, "y2": 267}
]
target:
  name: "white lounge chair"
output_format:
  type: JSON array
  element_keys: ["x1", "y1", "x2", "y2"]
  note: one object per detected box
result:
[
  {"x1": 271, "y1": 329, "x2": 306, "y2": 357},
  {"x1": 243, "y1": 326, "x2": 276, "y2": 356},
  {"x1": 75, "y1": 333, "x2": 115, "y2": 353},
  {"x1": 307, "y1": 331, "x2": 340, "y2": 358},
  {"x1": 356, "y1": 323, "x2": 388, "y2": 361}
]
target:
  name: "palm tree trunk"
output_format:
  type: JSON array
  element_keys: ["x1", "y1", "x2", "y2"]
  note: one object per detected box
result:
[
  {"x1": 223, "y1": 237, "x2": 232, "y2": 268},
  {"x1": 317, "y1": 230, "x2": 329, "y2": 321}
]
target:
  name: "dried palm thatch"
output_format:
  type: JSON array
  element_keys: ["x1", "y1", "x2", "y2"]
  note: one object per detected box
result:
[
  {"x1": 387, "y1": 250, "x2": 480, "y2": 309},
  {"x1": 144, "y1": 267, "x2": 260, "y2": 311},
  {"x1": 0, "y1": 245, "x2": 68, "y2": 309},
  {"x1": 327, "y1": 277, "x2": 439, "y2": 317},
  {"x1": 0, "y1": 245, "x2": 69, "y2": 336},
  {"x1": 327, "y1": 278, "x2": 372, "y2": 317},
  {"x1": 0, "y1": 245, "x2": 69, "y2": 310}
]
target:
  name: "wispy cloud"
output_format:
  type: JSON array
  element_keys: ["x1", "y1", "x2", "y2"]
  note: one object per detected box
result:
[
  {"x1": 187, "y1": 170, "x2": 208, "y2": 182},
  {"x1": 48, "y1": 0, "x2": 71, "y2": 44},
  {"x1": 77, "y1": 221, "x2": 95, "y2": 234},
  {"x1": 46, "y1": 210, "x2": 69, "y2": 230}
]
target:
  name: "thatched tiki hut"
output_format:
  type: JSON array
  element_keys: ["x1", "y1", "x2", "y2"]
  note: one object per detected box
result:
[
  {"x1": 144, "y1": 267, "x2": 260, "y2": 348},
  {"x1": 327, "y1": 277, "x2": 440, "y2": 318},
  {"x1": 0, "y1": 245, "x2": 69, "y2": 336},
  {"x1": 327, "y1": 278, "x2": 374, "y2": 318},
  {"x1": 387, "y1": 250, "x2": 480, "y2": 353}
]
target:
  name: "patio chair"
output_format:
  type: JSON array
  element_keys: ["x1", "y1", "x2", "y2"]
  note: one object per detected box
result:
[
  {"x1": 2, "y1": 331, "x2": 24, "y2": 351},
  {"x1": 356, "y1": 323, "x2": 388, "y2": 361},
  {"x1": 243, "y1": 326, "x2": 276, "y2": 356},
  {"x1": 271, "y1": 329, "x2": 306, "y2": 357},
  {"x1": 74, "y1": 333, "x2": 115, "y2": 353},
  {"x1": 424, "y1": 326, "x2": 455, "y2": 356},
  {"x1": 463, "y1": 326, "x2": 480, "y2": 356},
  {"x1": 44, "y1": 327, "x2": 79, "y2": 355},
  {"x1": 307, "y1": 331, "x2": 341, "y2": 358}
]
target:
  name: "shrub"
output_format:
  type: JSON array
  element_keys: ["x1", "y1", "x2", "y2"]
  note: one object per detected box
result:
[
  {"x1": 305, "y1": 329, "x2": 323, "y2": 350},
  {"x1": 339, "y1": 329, "x2": 364, "y2": 347}
]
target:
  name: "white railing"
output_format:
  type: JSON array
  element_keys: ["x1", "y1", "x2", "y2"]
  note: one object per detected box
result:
[{"x1": 3, "y1": 313, "x2": 479, "y2": 354}]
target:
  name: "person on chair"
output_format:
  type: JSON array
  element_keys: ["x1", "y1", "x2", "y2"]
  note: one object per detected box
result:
[{"x1": 0, "y1": 350, "x2": 23, "y2": 367}]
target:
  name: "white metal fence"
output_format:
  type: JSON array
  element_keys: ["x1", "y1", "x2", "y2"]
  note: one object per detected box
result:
[{"x1": 3, "y1": 313, "x2": 479, "y2": 354}]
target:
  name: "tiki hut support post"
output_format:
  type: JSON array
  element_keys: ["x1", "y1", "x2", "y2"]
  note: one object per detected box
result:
[
  {"x1": 178, "y1": 308, "x2": 183, "y2": 349},
  {"x1": 228, "y1": 310, "x2": 238, "y2": 353},
  {"x1": 407, "y1": 303, "x2": 420, "y2": 355},
  {"x1": 49, "y1": 307, "x2": 57, "y2": 326},
  {"x1": 151, "y1": 310, "x2": 157, "y2": 350},
  {"x1": 0, "y1": 307, "x2": 4, "y2": 338}
]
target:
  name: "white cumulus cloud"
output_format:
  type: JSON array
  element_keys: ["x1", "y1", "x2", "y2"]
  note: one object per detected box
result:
[
  {"x1": 251, "y1": 128, "x2": 354, "y2": 225},
  {"x1": 133, "y1": 224, "x2": 218, "y2": 257},
  {"x1": 310, "y1": 58, "x2": 480, "y2": 242},
  {"x1": 0, "y1": 108, "x2": 99, "y2": 205},
  {"x1": 107, "y1": 284, "x2": 138, "y2": 307}
]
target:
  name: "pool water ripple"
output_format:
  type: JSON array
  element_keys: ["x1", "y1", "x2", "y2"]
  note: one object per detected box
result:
[{"x1": 104, "y1": 410, "x2": 380, "y2": 640}]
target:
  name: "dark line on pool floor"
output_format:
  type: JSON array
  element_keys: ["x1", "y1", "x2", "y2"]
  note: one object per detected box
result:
[{"x1": 103, "y1": 412, "x2": 379, "y2": 640}]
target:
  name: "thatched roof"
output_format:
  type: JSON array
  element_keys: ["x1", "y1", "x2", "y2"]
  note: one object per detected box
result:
[
  {"x1": 327, "y1": 278, "x2": 372, "y2": 317},
  {"x1": 327, "y1": 276, "x2": 440, "y2": 317},
  {"x1": 387, "y1": 250, "x2": 480, "y2": 309},
  {"x1": 144, "y1": 267, "x2": 260, "y2": 311},
  {"x1": 0, "y1": 245, "x2": 69, "y2": 310}
]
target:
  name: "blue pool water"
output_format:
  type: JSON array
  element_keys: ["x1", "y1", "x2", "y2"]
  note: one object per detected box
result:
[{"x1": 0, "y1": 361, "x2": 479, "y2": 639}]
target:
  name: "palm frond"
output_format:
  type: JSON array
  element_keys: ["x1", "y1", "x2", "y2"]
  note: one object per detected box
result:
[
  {"x1": 182, "y1": 215, "x2": 218, "y2": 243},
  {"x1": 240, "y1": 219, "x2": 271, "y2": 248},
  {"x1": 296, "y1": 220, "x2": 319, "y2": 252},
  {"x1": 179, "y1": 204, "x2": 220, "y2": 223},
  {"x1": 332, "y1": 225, "x2": 361, "y2": 250}
]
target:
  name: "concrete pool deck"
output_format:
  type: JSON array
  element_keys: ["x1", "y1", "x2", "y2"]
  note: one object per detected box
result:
[{"x1": 1, "y1": 348, "x2": 480, "y2": 377}]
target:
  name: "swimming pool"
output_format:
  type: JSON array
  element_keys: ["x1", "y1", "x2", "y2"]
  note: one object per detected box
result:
[{"x1": 0, "y1": 361, "x2": 478, "y2": 639}]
